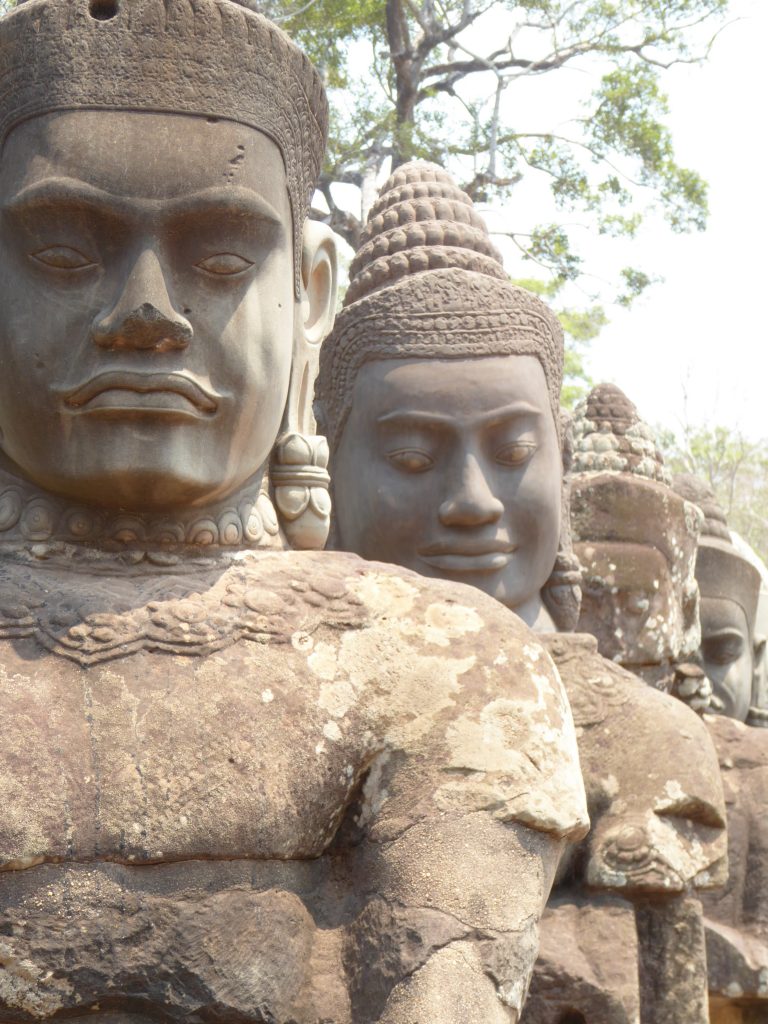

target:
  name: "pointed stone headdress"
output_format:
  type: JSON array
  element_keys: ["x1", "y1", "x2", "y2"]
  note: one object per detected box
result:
[
  {"x1": 316, "y1": 161, "x2": 564, "y2": 449},
  {"x1": 570, "y1": 384, "x2": 700, "y2": 570},
  {"x1": 571, "y1": 383, "x2": 670, "y2": 484},
  {"x1": 0, "y1": 0, "x2": 328, "y2": 296},
  {"x1": 317, "y1": 161, "x2": 580, "y2": 629}
]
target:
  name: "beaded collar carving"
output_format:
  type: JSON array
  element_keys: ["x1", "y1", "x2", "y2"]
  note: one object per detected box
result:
[{"x1": 0, "y1": 466, "x2": 282, "y2": 564}]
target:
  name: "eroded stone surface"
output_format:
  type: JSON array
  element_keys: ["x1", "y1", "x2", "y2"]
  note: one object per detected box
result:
[
  {"x1": 702, "y1": 715, "x2": 768, "y2": 1010},
  {"x1": 522, "y1": 634, "x2": 727, "y2": 1024},
  {"x1": 0, "y1": 548, "x2": 588, "y2": 1021}
]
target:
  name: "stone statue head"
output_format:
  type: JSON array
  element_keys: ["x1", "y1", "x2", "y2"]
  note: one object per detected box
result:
[
  {"x1": 0, "y1": 0, "x2": 337, "y2": 535},
  {"x1": 673, "y1": 474, "x2": 762, "y2": 723},
  {"x1": 316, "y1": 161, "x2": 581, "y2": 630},
  {"x1": 570, "y1": 385, "x2": 703, "y2": 682}
]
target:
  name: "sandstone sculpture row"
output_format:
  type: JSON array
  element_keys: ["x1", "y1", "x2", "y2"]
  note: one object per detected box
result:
[{"x1": 0, "y1": 2, "x2": 763, "y2": 1022}]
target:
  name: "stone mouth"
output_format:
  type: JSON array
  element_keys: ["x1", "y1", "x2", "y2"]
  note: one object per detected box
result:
[{"x1": 61, "y1": 371, "x2": 220, "y2": 416}]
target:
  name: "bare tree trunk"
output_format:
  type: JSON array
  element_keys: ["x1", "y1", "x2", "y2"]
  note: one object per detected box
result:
[{"x1": 386, "y1": 0, "x2": 420, "y2": 166}]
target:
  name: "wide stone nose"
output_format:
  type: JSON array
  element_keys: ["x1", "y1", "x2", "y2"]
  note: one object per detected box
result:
[
  {"x1": 93, "y1": 302, "x2": 193, "y2": 352},
  {"x1": 438, "y1": 452, "x2": 504, "y2": 528},
  {"x1": 92, "y1": 248, "x2": 193, "y2": 352}
]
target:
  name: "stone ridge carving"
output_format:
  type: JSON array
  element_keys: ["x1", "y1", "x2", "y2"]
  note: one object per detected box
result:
[
  {"x1": 572, "y1": 382, "x2": 670, "y2": 483},
  {"x1": 0, "y1": 550, "x2": 366, "y2": 666},
  {"x1": 0, "y1": 0, "x2": 328, "y2": 296}
]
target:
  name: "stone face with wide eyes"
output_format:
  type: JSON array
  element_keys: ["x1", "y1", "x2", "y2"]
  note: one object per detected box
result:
[{"x1": 0, "y1": 110, "x2": 294, "y2": 511}]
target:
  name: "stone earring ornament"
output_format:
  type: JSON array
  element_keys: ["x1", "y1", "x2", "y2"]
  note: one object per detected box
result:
[
  {"x1": 541, "y1": 409, "x2": 583, "y2": 632},
  {"x1": 272, "y1": 432, "x2": 331, "y2": 549},
  {"x1": 271, "y1": 220, "x2": 338, "y2": 549}
]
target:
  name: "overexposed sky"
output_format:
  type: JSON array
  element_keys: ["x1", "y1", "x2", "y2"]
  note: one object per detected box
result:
[
  {"x1": 327, "y1": 0, "x2": 766, "y2": 441},
  {"x1": 485, "y1": 0, "x2": 768, "y2": 440},
  {"x1": 585, "y1": 0, "x2": 766, "y2": 441}
]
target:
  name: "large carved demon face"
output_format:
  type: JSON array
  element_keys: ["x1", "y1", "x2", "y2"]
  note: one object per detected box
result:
[{"x1": 0, "y1": 110, "x2": 298, "y2": 510}]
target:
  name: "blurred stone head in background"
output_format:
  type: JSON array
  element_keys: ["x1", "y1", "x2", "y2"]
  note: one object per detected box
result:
[
  {"x1": 570, "y1": 384, "x2": 704, "y2": 691},
  {"x1": 673, "y1": 474, "x2": 763, "y2": 723}
]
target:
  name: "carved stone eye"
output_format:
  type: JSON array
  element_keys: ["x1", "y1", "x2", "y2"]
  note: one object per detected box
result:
[
  {"x1": 196, "y1": 253, "x2": 254, "y2": 276},
  {"x1": 387, "y1": 449, "x2": 435, "y2": 473},
  {"x1": 496, "y1": 442, "x2": 535, "y2": 467},
  {"x1": 32, "y1": 245, "x2": 95, "y2": 270}
]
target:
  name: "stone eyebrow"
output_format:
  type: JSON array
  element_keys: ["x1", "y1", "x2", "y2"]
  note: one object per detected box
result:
[
  {"x1": 5, "y1": 179, "x2": 282, "y2": 225},
  {"x1": 376, "y1": 402, "x2": 543, "y2": 429}
]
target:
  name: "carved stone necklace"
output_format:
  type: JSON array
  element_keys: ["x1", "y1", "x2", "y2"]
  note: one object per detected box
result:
[{"x1": 0, "y1": 465, "x2": 283, "y2": 568}]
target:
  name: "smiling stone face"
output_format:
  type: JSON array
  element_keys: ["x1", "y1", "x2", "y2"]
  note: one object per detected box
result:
[
  {"x1": 0, "y1": 110, "x2": 295, "y2": 510},
  {"x1": 331, "y1": 353, "x2": 562, "y2": 623}
]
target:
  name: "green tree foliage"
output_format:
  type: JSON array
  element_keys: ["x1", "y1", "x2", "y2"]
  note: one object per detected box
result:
[
  {"x1": 268, "y1": 0, "x2": 731, "y2": 306},
  {"x1": 659, "y1": 424, "x2": 768, "y2": 564}
]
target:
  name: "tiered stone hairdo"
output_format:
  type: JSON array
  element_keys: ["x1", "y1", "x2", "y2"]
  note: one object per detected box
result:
[
  {"x1": 317, "y1": 161, "x2": 564, "y2": 450},
  {"x1": 572, "y1": 383, "x2": 671, "y2": 484},
  {"x1": 316, "y1": 161, "x2": 582, "y2": 630}
]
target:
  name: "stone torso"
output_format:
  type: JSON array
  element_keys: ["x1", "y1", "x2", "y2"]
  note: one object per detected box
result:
[
  {"x1": 521, "y1": 633, "x2": 727, "y2": 1024},
  {"x1": 0, "y1": 550, "x2": 374, "y2": 1022},
  {"x1": 0, "y1": 547, "x2": 586, "y2": 1023},
  {"x1": 701, "y1": 715, "x2": 768, "y2": 1010},
  {"x1": 0, "y1": 551, "x2": 374, "y2": 868}
]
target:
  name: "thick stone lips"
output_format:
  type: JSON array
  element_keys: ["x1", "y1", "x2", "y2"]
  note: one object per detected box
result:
[{"x1": 61, "y1": 371, "x2": 221, "y2": 415}]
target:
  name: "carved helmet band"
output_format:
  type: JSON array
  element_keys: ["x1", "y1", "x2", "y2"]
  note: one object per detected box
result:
[
  {"x1": 0, "y1": 0, "x2": 328, "y2": 297},
  {"x1": 316, "y1": 162, "x2": 564, "y2": 449}
]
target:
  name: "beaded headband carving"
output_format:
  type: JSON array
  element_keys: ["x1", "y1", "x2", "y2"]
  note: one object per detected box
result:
[
  {"x1": 0, "y1": 0, "x2": 328, "y2": 296},
  {"x1": 316, "y1": 161, "x2": 564, "y2": 448}
]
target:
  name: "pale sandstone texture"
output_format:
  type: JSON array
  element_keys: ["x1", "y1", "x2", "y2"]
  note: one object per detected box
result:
[
  {"x1": 522, "y1": 634, "x2": 727, "y2": 1024},
  {"x1": 0, "y1": 545, "x2": 588, "y2": 1022}
]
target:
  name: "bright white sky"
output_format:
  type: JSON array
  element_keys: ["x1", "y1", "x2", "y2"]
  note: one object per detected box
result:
[
  {"x1": 480, "y1": 0, "x2": 768, "y2": 442},
  {"x1": 571, "y1": 0, "x2": 768, "y2": 442},
  {"x1": 327, "y1": 0, "x2": 767, "y2": 443}
]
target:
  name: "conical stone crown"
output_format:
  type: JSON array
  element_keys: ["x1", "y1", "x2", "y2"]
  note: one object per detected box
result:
[
  {"x1": 572, "y1": 383, "x2": 670, "y2": 484},
  {"x1": 344, "y1": 161, "x2": 507, "y2": 305}
]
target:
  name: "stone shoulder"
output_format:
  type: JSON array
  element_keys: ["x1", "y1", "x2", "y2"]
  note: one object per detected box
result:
[
  {"x1": 542, "y1": 632, "x2": 696, "y2": 729},
  {"x1": 705, "y1": 713, "x2": 768, "y2": 770}
]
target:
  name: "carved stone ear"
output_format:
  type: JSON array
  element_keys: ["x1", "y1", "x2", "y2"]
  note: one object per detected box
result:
[
  {"x1": 542, "y1": 407, "x2": 583, "y2": 631},
  {"x1": 301, "y1": 220, "x2": 338, "y2": 347}
]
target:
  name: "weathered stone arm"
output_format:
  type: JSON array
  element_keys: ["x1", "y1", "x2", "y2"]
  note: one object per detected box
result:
[{"x1": 347, "y1": 811, "x2": 566, "y2": 1023}]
